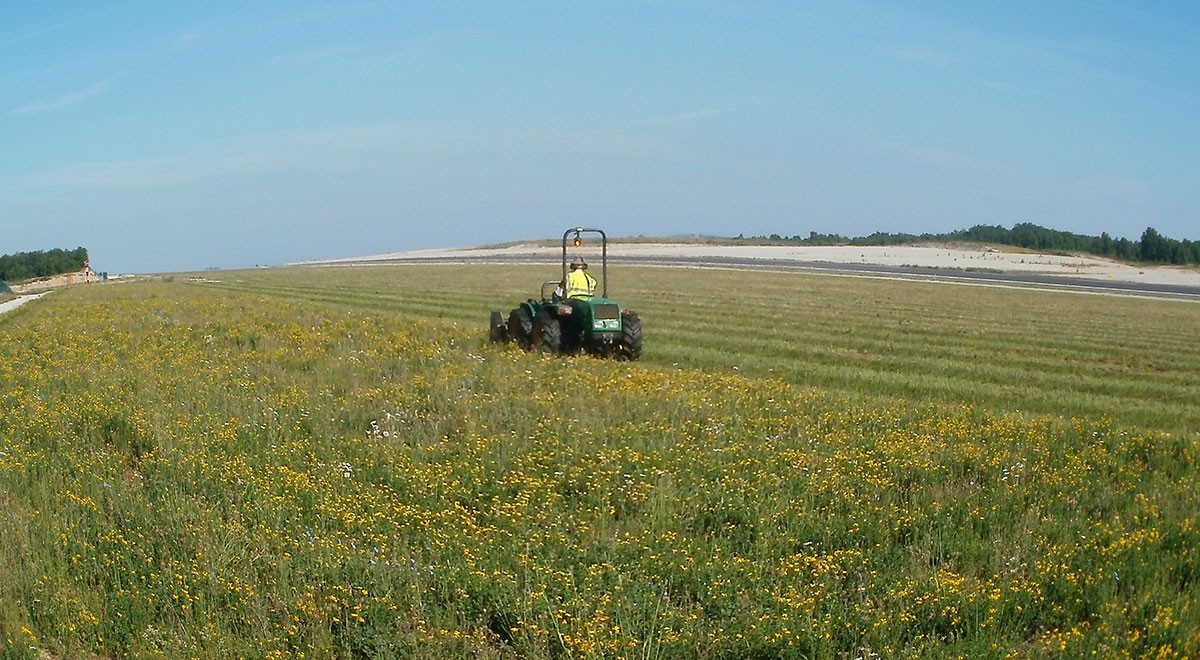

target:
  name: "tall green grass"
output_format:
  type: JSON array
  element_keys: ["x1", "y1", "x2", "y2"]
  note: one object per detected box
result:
[{"x1": 0, "y1": 268, "x2": 1195, "y2": 658}]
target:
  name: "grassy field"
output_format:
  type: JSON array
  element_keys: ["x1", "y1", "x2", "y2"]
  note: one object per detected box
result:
[
  {"x1": 206, "y1": 265, "x2": 1200, "y2": 434},
  {"x1": 0, "y1": 265, "x2": 1196, "y2": 658}
]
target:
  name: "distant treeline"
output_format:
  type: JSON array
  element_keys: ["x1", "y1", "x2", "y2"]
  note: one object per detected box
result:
[
  {"x1": 745, "y1": 223, "x2": 1200, "y2": 266},
  {"x1": 0, "y1": 247, "x2": 89, "y2": 282}
]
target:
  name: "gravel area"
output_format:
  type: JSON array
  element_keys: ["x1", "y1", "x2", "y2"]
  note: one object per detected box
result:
[{"x1": 324, "y1": 243, "x2": 1200, "y2": 287}]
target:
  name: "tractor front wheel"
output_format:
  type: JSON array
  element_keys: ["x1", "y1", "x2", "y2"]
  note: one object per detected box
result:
[
  {"x1": 533, "y1": 310, "x2": 562, "y2": 354},
  {"x1": 617, "y1": 310, "x2": 643, "y2": 360}
]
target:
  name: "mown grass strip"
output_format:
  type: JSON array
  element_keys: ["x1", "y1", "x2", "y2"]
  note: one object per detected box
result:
[{"x1": 196, "y1": 264, "x2": 1200, "y2": 434}]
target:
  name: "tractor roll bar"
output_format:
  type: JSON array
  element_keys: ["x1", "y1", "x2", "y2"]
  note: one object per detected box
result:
[{"x1": 562, "y1": 227, "x2": 607, "y2": 298}]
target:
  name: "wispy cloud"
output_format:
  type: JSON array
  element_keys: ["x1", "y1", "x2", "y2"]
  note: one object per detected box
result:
[
  {"x1": 34, "y1": 144, "x2": 302, "y2": 190},
  {"x1": 0, "y1": 20, "x2": 71, "y2": 48},
  {"x1": 0, "y1": 6, "x2": 115, "y2": 49},
  {"x1": 12, "y1": 72, "x2": 127, "y2": 116},
  {"x1": 24, "y1": 121, "x2": 700, "y2": 193},
  {"x1": 26, "y1": 124, "x2": 415, "y2": 190}
]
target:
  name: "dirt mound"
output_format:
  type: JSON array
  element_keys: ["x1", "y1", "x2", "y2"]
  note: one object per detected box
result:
[{"x1": 8, "y1": 270, "x2": 94, "y2": 294}]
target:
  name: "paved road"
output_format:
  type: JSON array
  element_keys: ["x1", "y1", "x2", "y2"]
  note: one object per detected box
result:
[
  {"x1": 0, "y1": 292, "x2": 47, "y2": 316},
  {"x1": 338, "y1": 253, "x2": 1200, "y2": 302}
]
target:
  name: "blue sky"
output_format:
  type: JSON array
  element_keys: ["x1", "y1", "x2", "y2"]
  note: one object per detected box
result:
[{"x1": 3, "y1": 1, "x2": 1198, "y2": 273}]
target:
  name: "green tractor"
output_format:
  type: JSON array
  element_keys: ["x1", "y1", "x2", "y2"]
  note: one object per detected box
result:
[{"x1": 490, "y1": 227, "x2": 643, "y2": 360}]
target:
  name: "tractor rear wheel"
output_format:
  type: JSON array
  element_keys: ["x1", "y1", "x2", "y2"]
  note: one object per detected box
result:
[
  {"x1": 617, "y1": 310, "x2": 643, "y2": 360},
  {"x1": 533, "y1": 309, "x2": 562, "y2": 354},
  {"x1": 508, "y1": 307, "x2": 533, "y2": 350}
]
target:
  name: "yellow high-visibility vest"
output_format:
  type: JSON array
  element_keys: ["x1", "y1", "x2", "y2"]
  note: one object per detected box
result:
[{"x1": 566, "y1": 269, "x2": 596, "y2": 299}]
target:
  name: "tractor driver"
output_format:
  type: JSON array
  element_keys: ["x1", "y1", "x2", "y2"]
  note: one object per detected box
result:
[{"x1": 565, "y1": 256, "x2": 597, "y2": 299}]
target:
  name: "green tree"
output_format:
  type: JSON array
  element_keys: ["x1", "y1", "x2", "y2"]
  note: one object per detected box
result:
[
  {"x1": 1140, "y1": 227, "x2": 1166, "y2": 262},
  {"x1": 0, "y1": 247, "x2": 89, "y2": 281}
]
